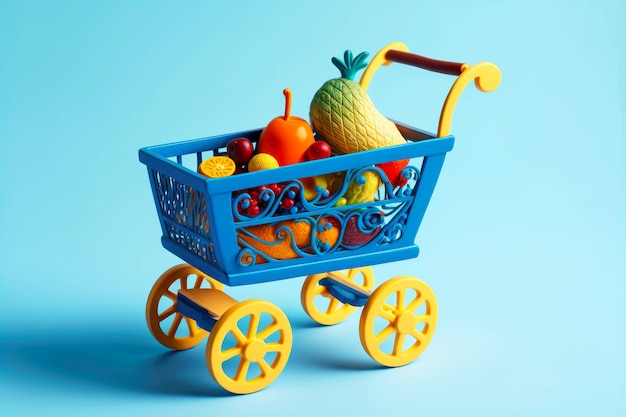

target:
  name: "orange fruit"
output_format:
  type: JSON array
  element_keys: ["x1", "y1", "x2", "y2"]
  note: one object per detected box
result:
[
  {"x1": 257, "y1": 88, "x2": 315, "y2": 166},
  {"x1": 198, "y1": 156, "x2": 236, "y2": 178},
  {"x1": 239, "y1": 218, "x2": 340, "y2": 262}
]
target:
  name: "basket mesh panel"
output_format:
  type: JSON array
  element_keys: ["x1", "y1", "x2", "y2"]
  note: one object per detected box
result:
[{"x1": 152, "y1": 170, "x2": 217, "y2": 264}]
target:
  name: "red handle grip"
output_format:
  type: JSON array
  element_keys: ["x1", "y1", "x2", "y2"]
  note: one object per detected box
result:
[{"x1": 385, "y1": 49, "x2": 466, "y2": 76}]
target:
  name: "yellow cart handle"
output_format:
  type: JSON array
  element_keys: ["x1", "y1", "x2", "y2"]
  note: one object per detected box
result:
[{"x1": 359, "y1": 42, "x2": 501, "y2": 138}]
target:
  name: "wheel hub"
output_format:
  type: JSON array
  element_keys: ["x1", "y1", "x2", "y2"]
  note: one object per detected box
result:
[
  {"x1": 242, "y1": 338, "x2": 267, "y2": 362},
  {"x1": 395, "y1": 310, "x2": 417, "y2": 334}
]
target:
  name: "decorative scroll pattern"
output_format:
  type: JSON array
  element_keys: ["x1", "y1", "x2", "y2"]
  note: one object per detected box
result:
[
  {"x1": 234, "y1": 163, "x2": 421, "y2": 266},
  {"x1": 152, "y1": 170, "x2": 217, "y2": 264}
]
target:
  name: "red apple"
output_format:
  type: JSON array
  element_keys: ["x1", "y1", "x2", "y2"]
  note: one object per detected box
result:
[
  {"x1": 227, "y1": 137, "x2": 255, "y2": 166},
  {"x1": 306, "y1": 141, "x2": 331, "y2": 161}
]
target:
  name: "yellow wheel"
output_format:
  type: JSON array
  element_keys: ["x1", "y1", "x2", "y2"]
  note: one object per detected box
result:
[
  {"x1": 301, "y1": 267, "x2": 374, "y2": 325},
  {"x1": 206, "y1": 299, "x2": 292, "y2": 394},
  {"x1": 146, "y1": 264, "x2": 224, "y2": 350},
  {"x1": 359, "y1": 276, "x2": 438, "y2": 367}
]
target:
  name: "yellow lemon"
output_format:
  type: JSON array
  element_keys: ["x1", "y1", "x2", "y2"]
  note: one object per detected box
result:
[{"x1": 247, "y1": 153, "x2": 279, "y2": 172}]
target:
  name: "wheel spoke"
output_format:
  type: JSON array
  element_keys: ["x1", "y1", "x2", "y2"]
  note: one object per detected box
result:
[
  {"x1": 185, "y1": 317, "x2": 198, "y2": 336},
  {"x1": 393, "y1": 332, "x2": 406, "y2": 356},
  {"x1": 313, "y1": 284, "x2": 328, "y2": 297},
  {"x1": 193, "y1": 275, "x2": 204, "y2": 289},
  {"x1": 258, "y1": 358, "x2": 273, "y2": 377},
  {"x1": 158, "y1": 305, "x2": 176, "y2": 321},
  {"x1": 265, "y1": 341, "x2": 288, "y2": 355},
  {"x1": 382, "y1": 302, "x2": 397, "y2": 315},
  {"x1": 167, "y1": 313, "x2": 183, "y2": 337},
  {"x1": 374, "y1": 324, "x2": 396, "y2": 344},
  {"x1": 326, "y1": 297, "x2": 341, "y2": 314},
  {"x1": 230, "y1": 325, "x2": 248, "y2": 345},
  {"x1": 164, "y1": 290, "x2": 177, "y2": 301},
  {"x1": 377, "y1": 308, "x2": 396, "y2": 322},
  {"x1": 247, "y1": 313, "x2": 260, "y2": 338},
  {"x1": 409, "y1": 328, "x2": 426, "y2": 344},
  {"x1": 396, "y1": 289, "x2": 405, "y2": 310},
  {"x1": 346, "y1": 268, "x2": 358, "y2": 282},
  {"x1": 220, "y1": 346, "x2": 242, "y2": 361},
  {"x1": 414, "y1": 313, "x2": 432, "y2": 325},
  {"x1": 234, "y1": 358, "x2": 251, "y2": 382},
  {"x1": 406, "y1": 294, "x2": 424, "y2": 313},
  {"x1": 180, "y1": 275, "x2": 188, "y2": 290},
  {"x1": 256, "y1": 320, "x2": 279, "y2": 341}
]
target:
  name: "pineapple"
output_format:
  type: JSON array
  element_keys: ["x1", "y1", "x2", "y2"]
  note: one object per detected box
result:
[{"x1": 310, "y1": 50, "x2": 406, "y2": 155}]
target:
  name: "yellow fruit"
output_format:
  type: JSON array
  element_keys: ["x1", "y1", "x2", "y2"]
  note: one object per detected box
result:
[
  {"x1": 328, "y1": 170, "x2": 381, "y2": 206},
  {"x1": 302, "y1": 175, "x2": 329, "y2": 201},
  {"x1": 198, "y1": 156, "x2": 236, "y2": 178},
  {"x1": 247, "y1": 153, "x2": 279, "y2": 172},
  {"x1": 310, "y1": 50, "x2": 407, "y2": 155},
  {"x1": 239, "y1": 218, "x2": 340, "y2": 262}
]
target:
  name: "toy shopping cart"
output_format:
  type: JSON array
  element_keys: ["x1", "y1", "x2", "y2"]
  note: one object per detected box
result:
[{"x1": 139, "y1": 42, "x2": 500, "y2": 394}]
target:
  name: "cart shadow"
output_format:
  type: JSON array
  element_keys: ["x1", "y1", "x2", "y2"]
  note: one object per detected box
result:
[
  {"x1": 1, "y1": 326, "x2": 233, "y2": 398},
  {"x1": 2, "y1": 316, "x2": 384, "y2": 398},
  {"x1": 288, "y1": 314, "x2": 385, "y2": 372}
]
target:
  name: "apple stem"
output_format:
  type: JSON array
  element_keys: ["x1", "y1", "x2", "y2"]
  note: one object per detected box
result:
[{"x1": 283, "y1": 88, "x2": 291, "y2": 120}]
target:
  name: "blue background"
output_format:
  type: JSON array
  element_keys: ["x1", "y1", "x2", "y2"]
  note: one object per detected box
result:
[{"x1": 1, "y1": 0, "x2": 624, "y2": 415}]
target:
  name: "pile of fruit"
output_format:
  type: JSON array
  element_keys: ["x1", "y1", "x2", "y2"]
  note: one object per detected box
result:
[
  {"x1": 202, "y1": 88, "x2": 335, "y2": 218},
  {"x1": 197, "y1": 50, "x2": 412, "y2": 261}
]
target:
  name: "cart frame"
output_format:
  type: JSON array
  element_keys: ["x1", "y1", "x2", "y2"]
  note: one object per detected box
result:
[{"x1": 139, "y1": 42, "x2": 500, "y2": 394}]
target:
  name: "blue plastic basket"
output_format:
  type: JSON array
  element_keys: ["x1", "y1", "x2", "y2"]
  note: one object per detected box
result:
[{"x1": 139, "y1": 122, "x2": 453, "y2": 287}]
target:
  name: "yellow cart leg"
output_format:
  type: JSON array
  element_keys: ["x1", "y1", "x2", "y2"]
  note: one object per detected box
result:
[
  {"x1": 146, "y1": 264, "x2": 223, "y2": 350},
  {"x1": 359, "y1": 276, "x2": 438, "y2": 367}
]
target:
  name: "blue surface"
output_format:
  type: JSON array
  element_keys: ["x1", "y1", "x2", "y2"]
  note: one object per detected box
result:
[{"x1": 1, "y1": 0, "x2": 625, "y2": 416}]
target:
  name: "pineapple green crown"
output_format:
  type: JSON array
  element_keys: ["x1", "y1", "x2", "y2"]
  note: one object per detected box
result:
[{"x1": 332, "y1": 50, "x2": 369, "y2": 81}]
